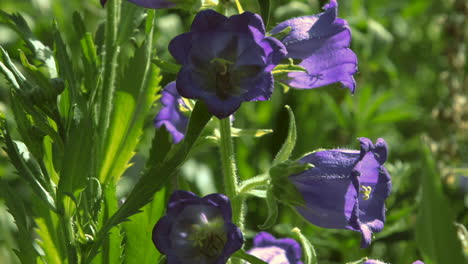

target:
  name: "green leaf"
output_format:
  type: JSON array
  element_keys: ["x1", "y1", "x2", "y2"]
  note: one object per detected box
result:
[
  {"x1": 415, "y1": 138, "x2": 465, "y2": 264},
  {"x1": 95, "y1": 181, "x2": 123, "y2": 264},
  {"x1": 258, "y1": 188, "x2": 278, "y2": 230},
  {"x1": 269, "y1": 161, "x2": 310, "y2": 207},
  {"x1": 1, "y1": 123, "x2": 57, "y2": 211},
  {"x1": 257, "y1": 0, "x2": 271, "y2": 28},
  {"x1": 34, "y1": 217, "x2": 63, "y2": 264},
  {"x1": 83, "y1": 101, "x2": 212, "y2": 263},
  {"x1": 292, "y1": 227, "x2": 318, "y2": 264},
  {"x1": 0, "y1": 11, "x2": 57, "y2": 77},
  {"x1": 148, "y1": 127, "x2": 172, "y2": 165},
  {"x1": 98, "y1": 25, "x2": 162, "y2": 183},
  {"x1": 0, "y1": 182, "x2": 38, "y2": 263},
  {"x1": 230, "y1": 127, "x2": 273, "y2": 138},
  {"x1": 232, "y1": 249, "x2": 267, "y2": 264},
  {"x1": 273, "y1": 105, "x2": 297, "y2": 165},
  {"x1": 122, "y1": 188, "x2": 167, "y2": 264},
  {"x1": 272, "y1": 63, "x2": 307, "y2": 75},
  {"x1": 151, "y1": 58, "x2": 181, "y2": 74},
  {"x1": 117, "y1": 1, "x2": 146, "y2": 44}
]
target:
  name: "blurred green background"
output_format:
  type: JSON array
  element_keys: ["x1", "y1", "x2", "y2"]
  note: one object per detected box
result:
[{"x1": 0, "y1": 0, "x2": 466, "y2": 263}]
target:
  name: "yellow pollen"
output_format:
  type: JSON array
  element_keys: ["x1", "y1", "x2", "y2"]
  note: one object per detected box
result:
[{"x1": 360, "y1": 185, "x2": 372, "y2": 200}]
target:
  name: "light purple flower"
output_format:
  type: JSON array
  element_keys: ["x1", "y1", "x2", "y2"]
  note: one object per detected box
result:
[
  {"x1": 152, "y1": 190, "x2": 243, "y2": 264},
  {"x1": 270, "y1": 0, "x2": 357, "y2": 92},
  {"x1": 290, "y1": 138, "x2": 392, "y2": 247},
  {"x1": 363, "y1": 260, "x2": 386, "y2": 264},
  {"x1": 154, "y1": 81, "x2": 189, "y2": 144},
  {"x1": 247, "y1": 232, "x2": 302, "y2": 264},
  {"x1": 169, "y1": 9, "x2": 287, "y2": 119}
]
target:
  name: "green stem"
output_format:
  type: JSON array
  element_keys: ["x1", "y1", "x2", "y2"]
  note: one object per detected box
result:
[
  {"x1": 219, "y1": 118, "x2": 243, "y2": 264},
  {"x1": 234, "y1": 0, "x2": 244, "y2": 13},
  {"x1": 98, "y1": 0, "x2": 120, "y2": 175},
  {"x1": 218, "y1": 119, "x2": 243, "y2": 223}
]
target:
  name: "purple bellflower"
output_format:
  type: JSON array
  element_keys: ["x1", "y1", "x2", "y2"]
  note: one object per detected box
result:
[
  {"x1": 152, "y1": 190, "x2": 243, "y2": 264},
  {"x1": 290, "y1": 138, "x2": 391, "y2": 247},
  {"x1": 363, "y1": 260, "x2": 386, "y2": 264},
  {"x1": 169, "y1": 10, "x2": 287, "y2": 119},
  {"x1": 154, "y1": 82, "x2": 189, "y2": 144},
  {"x1": 270, "y1": 0, "x2": 358, "y2": 92},
  {"x1": 247, "y1": 232, "x2": 302, "y2": 264}
]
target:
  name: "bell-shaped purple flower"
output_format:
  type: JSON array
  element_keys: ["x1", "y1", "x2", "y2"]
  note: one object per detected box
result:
[
  {"x1": 247, "y1": 232, "x2": 302, "y2": 264},
  {"x1": 290, "y1": 138, "x2": 391, "y2": 247},
  {"x1": 152, "y1": 190, "x2": 243, "y2": 264},
  {"x1": 154, "y1": 82, "x2": 189, "y2": 144},
  {"x1": 270, "y1": 0, "x2": 357, "y2": 92},
  {"x1": 169, "y1": 10, "x2": 287, "y2": 119}
]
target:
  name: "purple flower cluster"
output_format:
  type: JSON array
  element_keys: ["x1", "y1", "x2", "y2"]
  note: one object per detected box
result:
[{"x1": 290, "y1": 138, "x2": 391, "y2": 247}]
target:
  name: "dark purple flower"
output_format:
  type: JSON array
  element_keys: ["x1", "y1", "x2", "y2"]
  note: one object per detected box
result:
[
  {"x1": 247, "y1": 232, "x2": 302, "y2": 264},
  {"x1": 154, "y1": 81, "x2": 189, "y2": 144},
  {"x1": 169, "y1": 10, "x2": 287, "y2": 119},
  {"x1": 289, "y1": 138, "x2": 391, "y2": 247},
  {"x1": 152, "y1": 190, "x2": 243, "y2": 264},
  {"x1": 270, "y1": 0, "x2": 357, "y2": 92}
]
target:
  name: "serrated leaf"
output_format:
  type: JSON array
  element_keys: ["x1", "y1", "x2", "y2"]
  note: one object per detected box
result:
[
  {"x1": 273, "y1": 105, "x2": 296, "y2": 165},
  {"x1": 0, "y1": 11, "x2": 57, "y2": 77},
  {"x1": 415, "y1": 139, "x2": 465, "y2": 264},
  {"x1": 232, "y1": 249, "x2": 267, "y2": 264},
  {"x1": 34, "y1": 214, "x2": 65, "y2": 264},
  {"x1": 122, "y1": 188, "x2": 166, "y2": 264},
  {"x1": 258, "y1": 188, "x2": 278, "y2": 230},
  {"x1": 0, "y1": 183, "x2": 38, "y2": 263},
  {"x1": 292, "y1": 227, "x2": 318, "y2": 264},
  {"x1": 151, "y1": 58, "x2": 181, "y2": 74},
  {"x1": 98, "y1": 20, "x2": 162, "y2": 184},
  {"x1": 83, "y1": 101, "x2": 212, "y2": 263},
  {"x1": 117, "y1": 1, "x2": 146, "y2": 44},
  {"x1": 1, "y1": 123, "x2": 56, "y2": 211}
]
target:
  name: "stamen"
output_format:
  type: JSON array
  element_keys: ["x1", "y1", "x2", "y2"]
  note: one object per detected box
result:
[{"x1": 360, "y1": 185, "x2": 372, "y2": 200}]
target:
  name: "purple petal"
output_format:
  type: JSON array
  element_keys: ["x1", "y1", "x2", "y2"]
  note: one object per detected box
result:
[
  {"x1": 191, "y1": 9, "x2": 227, "y2": 32},
  {"x1": 250, "y1": 232, "x2": 302, "y2": 264},
  {"x1": 285, "y1": 48, "x2": 357, "y2": 92},
  {"x1": 169, "y1": 33, "x2": 193, "y2": 64},
  {"x1": 154, "y1": 82, "x2": 189, "y2": 144}
]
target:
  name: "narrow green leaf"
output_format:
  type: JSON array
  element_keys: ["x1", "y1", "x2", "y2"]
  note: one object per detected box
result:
[
  {"x1": 292, "y1": 227, "x2": 318, "y2": 264},
  {"x1": 148, "y1": 127, "x2": 172, "y2": 165},
  {"x1": 95, "y1": 181, "x2": 123, "y2": 264},
  {"x1": 257, "y1": 0, "x2": 271, "y2": 28},
  {"x1": 0, "y1": 183, "x2": 38, "y2": 263},
  {"x1": 230, "y1": 127, "x2": 273, "y2": 138},
  {"x1": 1, "y1": 123, "x2": 57, "y2": 211},
  {"x1": 0, "y1": 11, "x2": 57, "y2": 77},
  {"x1": 272, "y1": 63, "x2": 307, "y2": 75},
  {"x1": 151, "y1": 58, "x2": 181, "y2": 74},
  {"x1": 34, "y1": 217, "x2": 63, "y2": 264},
  {"x1": 258, "y1": 188, "x2": 278, "y2": 230},
  {"x1": 117, "y1": 1, "x2": 145, "y2": 44},
  {"x1": 273, "y1": 105, "x2": 297, "y2": 165},
  {"x1": 415, "y1": 138, "x2": 465, "y2": 264},
  {"x1": 99, "y1": 13, "x2": 161, "y2": 184},
  {"x1": 233, "y1": 249, "x2": 267, "y2": 264}
]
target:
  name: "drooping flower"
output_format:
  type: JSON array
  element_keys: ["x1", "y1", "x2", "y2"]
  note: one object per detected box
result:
[
  {"x1": 152, "y1": 190, "x2": 243, "y2": 264},
  {"x1": 270, "y1": 0, "x2": 357, "y2": 92},
  {"x1": 289, "y1": 138, "x2": 391, "y2": 247},
  {"x1": 169, "y1": 10, "x2": 287, "y2": 118},
  {"x1": 154, "y1": 81, "x2": 189, "y2": 144},
  {"x1": 247, "y1": 232, "x2": 302, "y2": 264}
]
